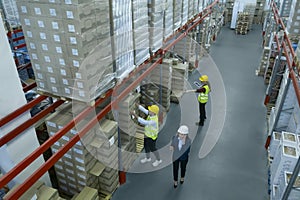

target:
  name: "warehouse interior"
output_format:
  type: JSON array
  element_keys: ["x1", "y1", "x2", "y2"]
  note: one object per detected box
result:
[{"x1": 0, "y1": 0, "x2": 300, "y2": 200}]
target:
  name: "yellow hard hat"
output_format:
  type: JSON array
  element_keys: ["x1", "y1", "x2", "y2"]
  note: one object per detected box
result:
[
  {"x1": 148, "y1": 105, "x2": 159, "y2": 114},
  {"x1": 199, "y1": 75, "x2": 208, "y2": 82}
]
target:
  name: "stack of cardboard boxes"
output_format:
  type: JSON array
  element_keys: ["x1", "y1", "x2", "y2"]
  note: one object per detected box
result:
[
  {"x1": 286, "y1": 0, "x2": 300, "y2": 36},
  {"x1": 148, "y1": 0, "x2": 164, "y2": 54},
  {"x1": 171, "y1": 59, "x2": 188, "y2": 103},
  {"x1": 110, "y1": 0, "x2": 135, "y2": 80},
  {"x1": 181, "y1": 0, "x2": 189, "y2": 25},
  {"x1": 163, "y1": 0, "x2": 174, "y2": 40},
  {"x1": 132, "y1": 0, "x2": 150, "y2": 66},
  {"x1": 16, "y1": 0, "x2": 114, "y2": 103}
]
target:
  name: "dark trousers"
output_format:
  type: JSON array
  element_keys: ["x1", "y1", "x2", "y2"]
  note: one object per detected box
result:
[
  {"x1": 199, "y1": 102, "x2": 206, "y2": 122},
  {"x1": 144, "y1": 137, "x2": 160, "y2": 160},
  {"x1": 173, "y1": 159, "x2": 188, "y2": 181}
]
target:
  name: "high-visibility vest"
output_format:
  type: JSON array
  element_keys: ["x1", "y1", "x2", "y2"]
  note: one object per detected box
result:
[
  {"x1": 145, "y1": 115, "x2": 159, "y2": 140},
  {"x1": 198, "y1": 85, "x2": 210, "y2": 103}
]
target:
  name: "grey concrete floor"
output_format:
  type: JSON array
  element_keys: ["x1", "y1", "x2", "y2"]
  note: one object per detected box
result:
[{"x1": 111, "y1": 25, "x2": 269, "y2": 200}]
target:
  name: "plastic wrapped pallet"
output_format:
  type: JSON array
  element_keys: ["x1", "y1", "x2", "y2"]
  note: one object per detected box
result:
[
  {"x1": 270, "y1": 143, "x2": 298, "y2": 185},
  {"x1": 286, "y1": 0, "x2": 300, "y2": 36},
  {"x1": 173, "y1": 0, "x2": 182, "y2": 31},
  {"x1": 148, "y1": 0, "x2": 164, "y2": 53},
  {"x1": 181, "y1": 0, "x2": 189, "y2": 25},
  {"x1": 163, "y1": 0, "x2": 174, "y2": 40},
  {"x1": 17, "y1": 0, "x2": 115, "y2": 102},
  {"x1": 132, "y1": 0, "x2": 150, "y2": 65},
  {"x1": 109, "y1": 0, "x2": 135, "y2": 81}
]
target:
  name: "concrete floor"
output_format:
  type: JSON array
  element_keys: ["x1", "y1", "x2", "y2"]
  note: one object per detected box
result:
[{"x1": 111, "y1": 25, "x2": 269, "y2": 200}]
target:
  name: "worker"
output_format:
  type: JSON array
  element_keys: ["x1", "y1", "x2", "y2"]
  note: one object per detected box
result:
[
  {"x1": 194, "y1": 75, "x2": 211, "y2": 126},
  {"x1": 170, "y1": 125, "x2": 191, "y2": 188},
  {"x1": 131, "y1": 104, "x2": 162, "y2": 167}
]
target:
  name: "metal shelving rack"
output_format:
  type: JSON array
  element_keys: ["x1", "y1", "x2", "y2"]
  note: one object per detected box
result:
[
  {"x1": 0, "y1": 1, "x2": 219, "y2": 199},
  {"x1": 264, "y1": 0, "x2": 300, "y2": 199}
]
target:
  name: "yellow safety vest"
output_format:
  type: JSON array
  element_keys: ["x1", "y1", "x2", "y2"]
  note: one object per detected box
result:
[
  {"x1": 145, "y1": 115, "x2": 159, "y2": 140},
  {"x1": 198, "y1": 85, "x2": 210, "y2": 103}
]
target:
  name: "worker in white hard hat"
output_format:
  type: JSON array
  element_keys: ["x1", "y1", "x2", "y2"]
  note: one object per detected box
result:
[
  {"x1": 131, "y1": 104, "x2": 162, "y2": 167},
  {"x1": 170, "y1": 125, "x2": 191, "y2": 188},
  {"x1": 193, "y1": 75, "x2": 211, "y2": 126}
]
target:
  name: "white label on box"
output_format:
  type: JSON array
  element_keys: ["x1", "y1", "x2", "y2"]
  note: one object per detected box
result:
[
  {"x1": 58, "y1": 125, "x2": 63, "y2": 130},
  {"x1": 74, "y1": 148, "x2": 83, "y2": 155},
  {"x1": 55, "y1": 164, "x2": 63, "y2": 170},
  {"x1": 75, "y1": 157, "x2": 84, "y2": 164},
  {"x1": 38, "y1": 20, "x2": 44, "y2": 28},
  {"x1": 47, "y1": 66, "x2": 53, "y2": 73},
  {"x1": 50, "y1": 77, "x2": 56, "y2": 83},
  {"x1": 65, "y1": 0, "x2": 72, "y2": 4},
  {"x1": 65, "y1": 161, "x2": 73, "y2": 167},
  {"x1": 49, "y1": 0, "x2": 56, "y2": 3},
  {"x1": 49, "y1": 8, "x2": 56, "y2": 16},
  {"x1": 37, "y1": 73, "x2": 43, "y2": 79},
  {"x1": 70, "y1": 129, "x2": 77, "y2": 135},
  {"x1": 78, "y1": 181, "x2": 86, "y2": 186},
  {"x1": 65, "y1": 153, "x2": 72, "y2": 159},
  {"x1": 24, "y1": 18, "x2": 30, "y2": 26},
  {"x1": 44, "y1": 56, "x2": 51, "y2": 63},
  {"x1": 29, "y1": 43, "x2": 36, "y2": 49},
  {"x1": 59, "y1": 58, "x2": 66, "y2": 66},
  {"x1": 66, "y1": 11, "x2": 74, "y2": 19},
  {"x1": 77, "y1": 173, "x2": 86, "y2": 179},
  {"x1": 109, "y1": 136, "x2": 115, "y2": 146},
  {"x1": 39, "y1": 82, "x2": 45, "y2": 88},
  {"x1": 40, "y1": 32, "x2": 46, "y2": 40},
  {"x1": 27, "y1": 31, "x2": 33, "y2": 38},
  {"x1": 69, "y1": 183, "x2": 76, "y2": 189},
  {"x1": 31, "y1": 194, "x2": 37, "y2": 200},
  {"x1": 21, "y1": 6, "x2": 27, "y2": 13},
  {"x1": 73, "y1": 60, "x2": 79, "y2": 67},
  {"x1": 52, "y1": 87, "x2": 58, "y2": 93},
  {"x1": 77, "y1": 82, "x2": 83, "y2": 88},
  {"x1": 53, "y1": 34, "x2": 60, "y2": 42},
  {"x1": 59, "y1": 179, "x2": 67, "y2": 185},
  {"x1": 52, "y1": 22, "x2": 59, "y2": 29},
  {"x1": 76, "y1": 166, "x2": 85, "y2": 172},
  {"x1": 42, "y1": 44, "x2": 48, "y2": 51},
  {"x1": 67, "y1": 176, "x2": 76, "y2": 182},
  {"x1": 70, "y1": 37, "x2": 77, "y2": 44},
  {"x1": 34, "y1": 7, "x2": 41, "y2": 15},
  {"x1": 47, "y1": 121, "x2": 56, "y2": 128},
  {"x1": 54, "y1": 141, "x2": 60, "y2": 146},
  {"x1": 79, "y1": 90, "x2": 85, "y2": 97},
  {"x1": 76, "y1": 141, "x2": 82, "y2": 146},
  {"x1": 62, "y1": 136, "x2": 69, "y2": 141},
  {"x1": 61, "y1": 69, "x2": 67, "y2": 76},
  {"x1": 62, "y1": 78, "x2": 68, "y2": 84},
  {"x1": 34, "y1": 64, "x2": 40, "y2": 70},
  {"x1": 56, "y1": 46, "x2": 62, "y2": 53},
  {"x1": 68, "y1": 25, "x2": 75, "y2": 32},
  {"x1": 31, "y1": 53, "x2": 37, "y2": 60},
  {"x1": 72, "y1": 49, "x2": 78, "y2": 56},
  {"x1": 75, "y1": 73, "x2": 82, "y2": 79},
  {"x1": 65, "y1": 88, "x2": 70, "y2": 94},
  {"x1": 56, "y1": 171, "x2": 65, "y2": 177}
]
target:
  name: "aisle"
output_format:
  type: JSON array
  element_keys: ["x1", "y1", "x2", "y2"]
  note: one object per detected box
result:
[{"x1": 111, "y1": 25, "x2": 268, "y2": 200}]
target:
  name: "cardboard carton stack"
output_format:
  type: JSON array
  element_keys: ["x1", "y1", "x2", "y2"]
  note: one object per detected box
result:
[
  {"x1": 173, "y1": 37, "x2": 194, "y2": 65},
  {"x1": 118, "y1": 93, "x2": 140, "y2": 170},
  {"x1": 286, "y1": 0, "x2": 300, "y2": 36},
  {"x1": 269, "y1": 131, "x2": 281, "y2": 159},
  {"x1": 243, "y1": 4, "x2": 255, "y2": 30},
  {"x1": 132, "y1": 0, "x2": 150, "y2": 65},
  {"x1": 171, "y1": 59, "x2": 188, "y2": 102},
  {"x1": 163, "y1": 0, "x2": 174, "y2": 40},
  {"x1": 140, "y1": 84, "x2": 160, "y2": 106},
  {"x1": 148, "y1": 0, "x2": 164, "y2": 54},
  {"x1": 72, "y1": 186, "x2": 99, "y2": 200},
  {"x1": 150, "y1": 59, "x2": 172, "y2": 111},
  {"x1": 181, "y1": 0, "x2": 189, "y2": 25},
  {"x1": 173, "y1": 0, "x2": 182, "y2": 31},
  {"x1": 276, "y1": 171, "x2": 300, "y2": 200},
  {"x1": 17, "y1": 0, "x2": 115, "y2": 103},
  {"x1": 109, "y1": 0, "x2": 135, "y2": 81}
]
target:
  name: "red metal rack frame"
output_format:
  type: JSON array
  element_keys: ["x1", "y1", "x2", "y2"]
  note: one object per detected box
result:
[{"x1": 0, "y1": 1, "x2": 219, "y2": 199}]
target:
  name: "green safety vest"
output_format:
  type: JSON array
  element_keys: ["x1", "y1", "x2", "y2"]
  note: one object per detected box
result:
[
  {"x1": 198, "y1": 85, "x2": 210, "y2": 103},
  {"x1": 145, "y1": 115, "x2": 159, "y2": 140}
]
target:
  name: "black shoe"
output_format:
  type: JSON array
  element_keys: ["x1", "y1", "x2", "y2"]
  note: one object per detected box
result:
[
  {"x1": 204, "y1": 116, "x2": 207, "y2": 119},
  {"x1": 196, "y1": 121, "x2": 204, "y2": 126},
  {"x1": 180, "y1": 178, "x2": 184, "y2": 184},
  {"x1": 174, "y1": 181, "x2": 178, "y2": 188}
]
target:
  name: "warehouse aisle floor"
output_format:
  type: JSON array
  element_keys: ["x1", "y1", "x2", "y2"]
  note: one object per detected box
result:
[{"x1": 111, "y1": 25, "x2": 269, "y2": 200}]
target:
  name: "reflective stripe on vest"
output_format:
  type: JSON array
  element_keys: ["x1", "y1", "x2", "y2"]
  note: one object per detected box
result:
[
  {"x1": 145, "y1": 115, "x2": 159, "y2": 140},
  {"x1": 198, "y1": 85, "x2": 210, "y2": 103}
]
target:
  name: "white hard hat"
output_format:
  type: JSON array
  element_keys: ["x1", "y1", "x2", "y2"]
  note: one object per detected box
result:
[{"x1": 178, "y1": 125, "x2": 189, "y2": 135}]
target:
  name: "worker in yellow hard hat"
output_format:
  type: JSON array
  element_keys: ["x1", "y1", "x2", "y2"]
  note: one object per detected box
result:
[
  {"x1": 131, "y1": 104, "x2": 162, "y2": 167},
  {"x1": 190, "y1": 75, "x2": 211, "y2": 126}
]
